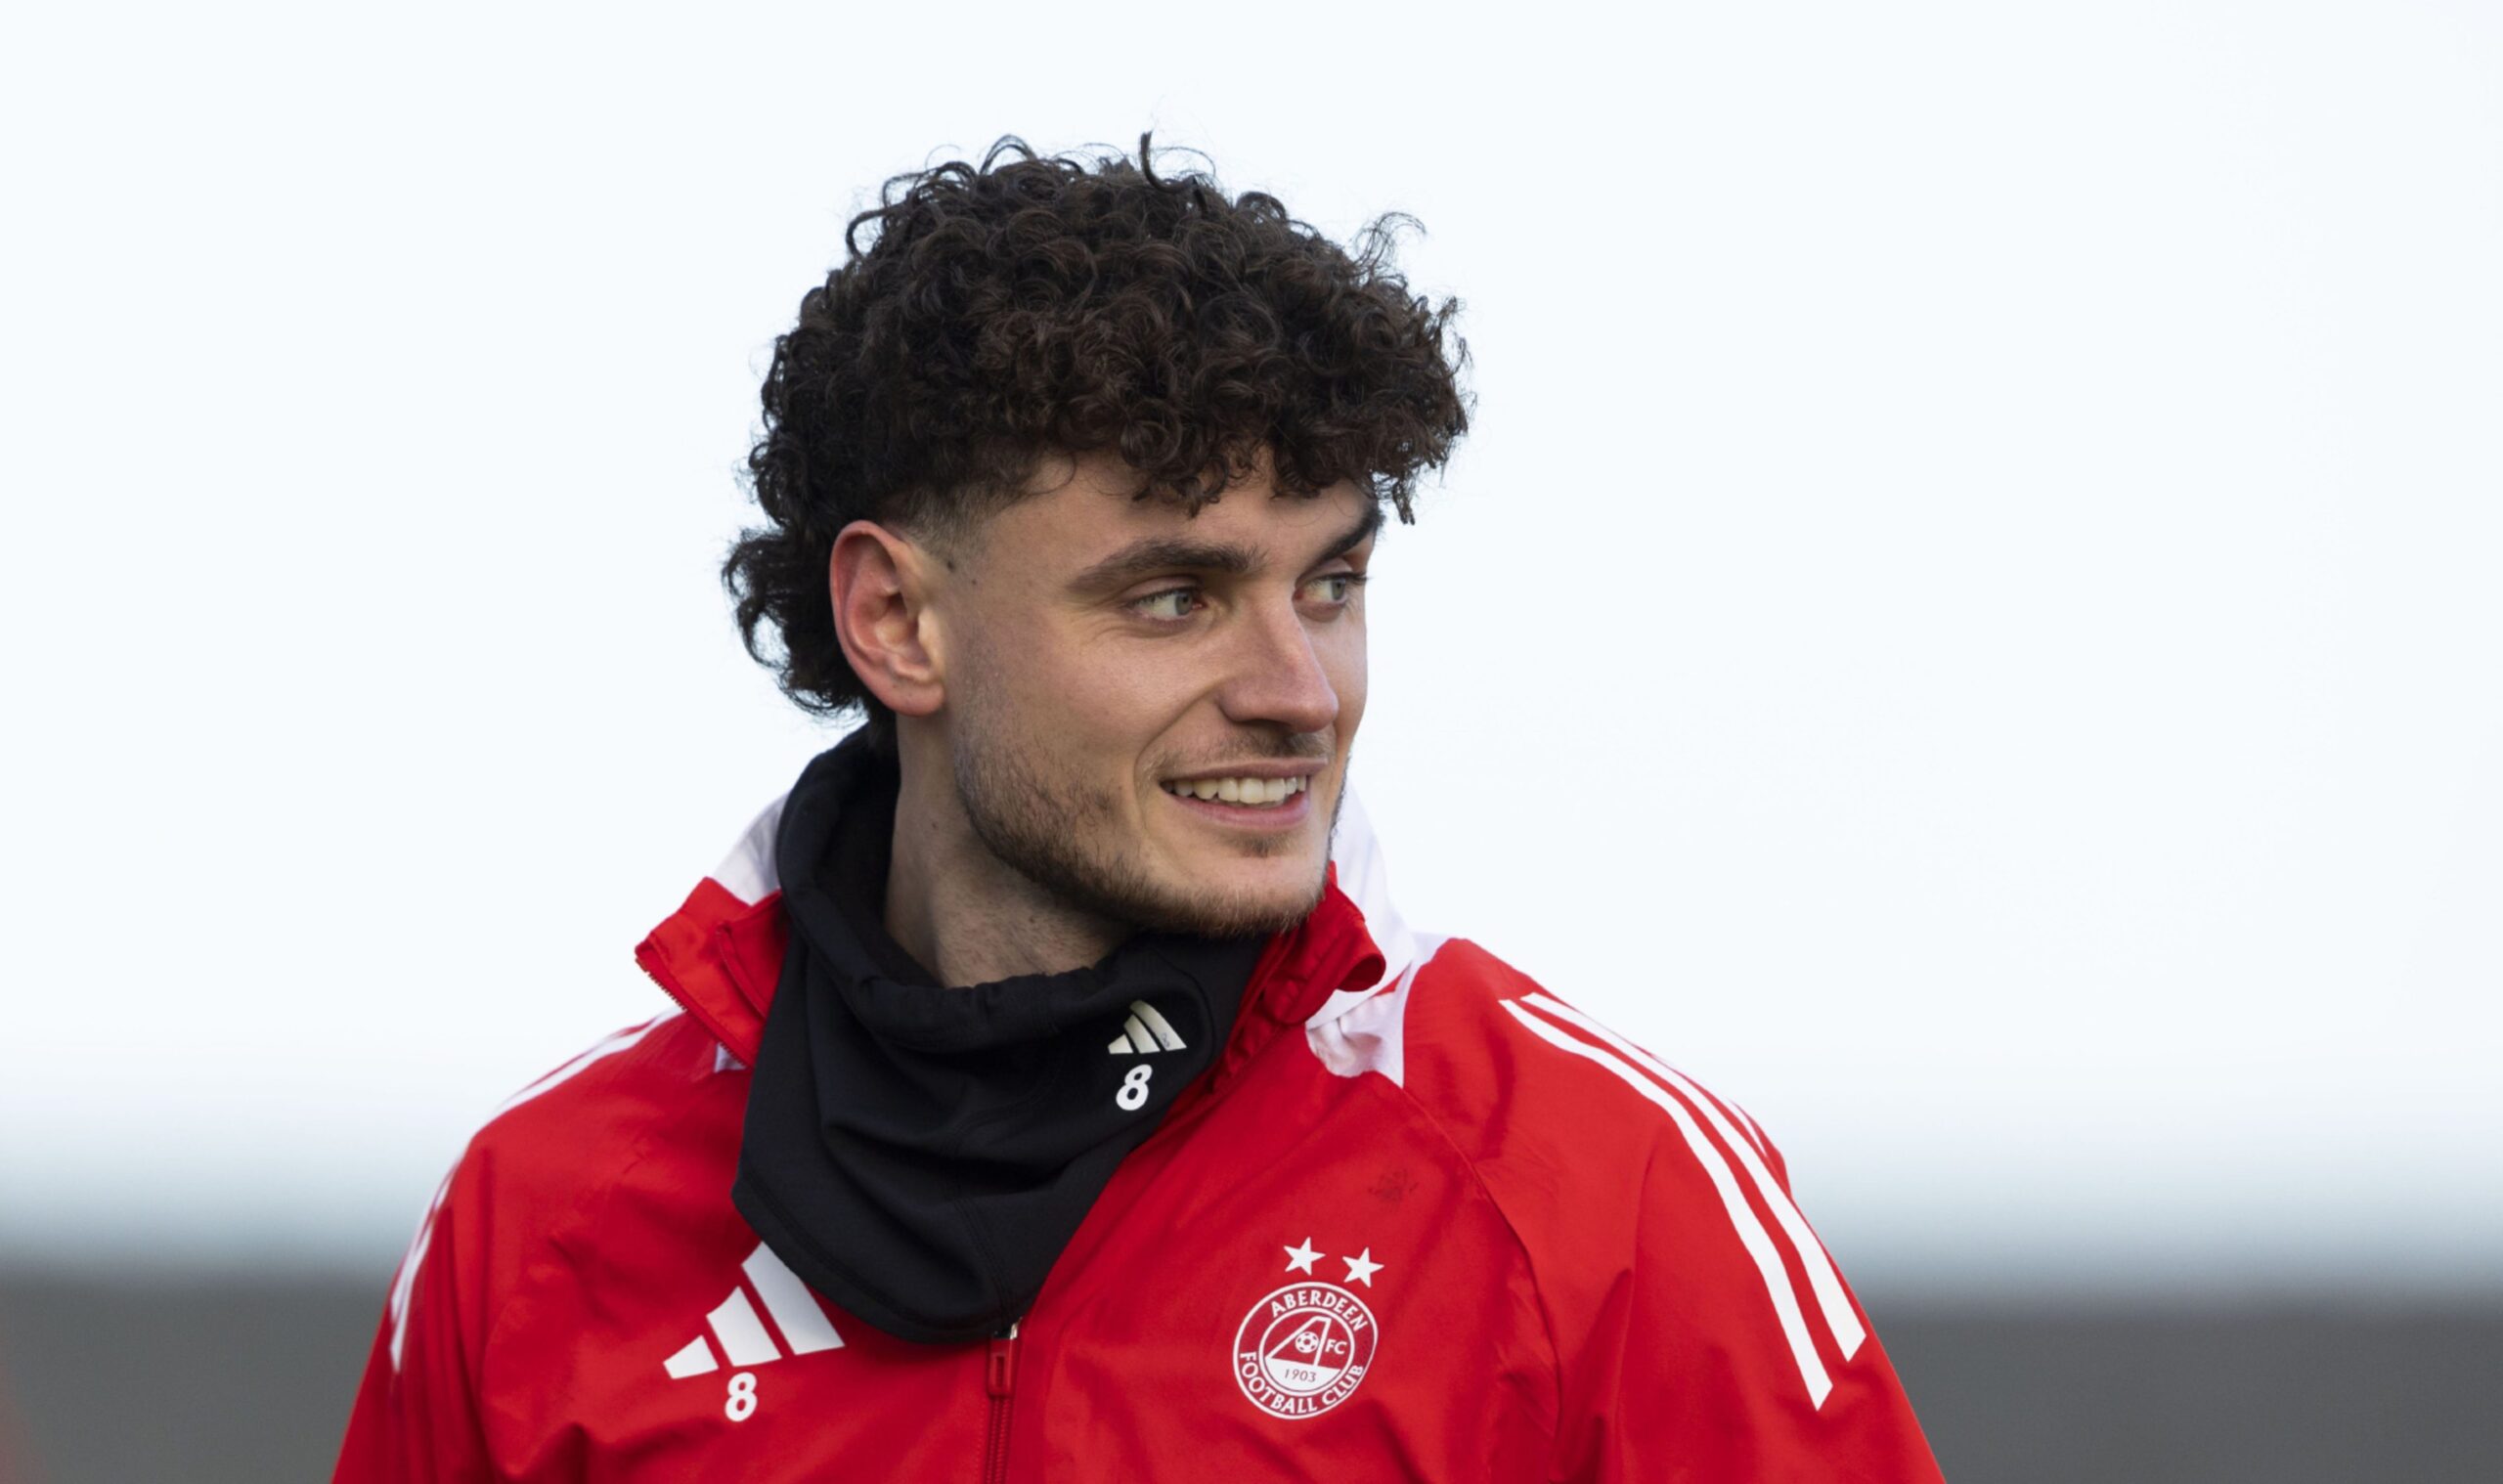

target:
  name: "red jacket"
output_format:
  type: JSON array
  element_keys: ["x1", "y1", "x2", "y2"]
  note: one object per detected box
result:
[{"x1": 334, "y1": 793, "x2": 1942, "y2": 1481}]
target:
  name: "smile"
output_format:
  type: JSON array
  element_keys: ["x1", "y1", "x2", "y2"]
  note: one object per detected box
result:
[{"x1": 1159, "y1": 775, "x2": 1311, "y2": 807}]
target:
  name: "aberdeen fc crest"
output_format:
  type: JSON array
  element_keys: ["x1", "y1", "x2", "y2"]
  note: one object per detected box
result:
[{"x1": 1232, "y1": 1280, "x2": 1379, "y2": 1419}]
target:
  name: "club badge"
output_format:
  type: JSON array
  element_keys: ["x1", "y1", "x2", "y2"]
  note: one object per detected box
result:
[{"x1": 1233, "y1": 1238, "x2": 1384, "y2": 1419}]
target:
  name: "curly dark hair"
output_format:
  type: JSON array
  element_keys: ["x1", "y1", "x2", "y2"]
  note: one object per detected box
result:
[{"x1": 722, "y1": 131, "x2": 1473, "y2": 733}]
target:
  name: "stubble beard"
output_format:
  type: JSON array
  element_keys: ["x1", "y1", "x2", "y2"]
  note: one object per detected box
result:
[{"x1": 949, "y1": 720, "x2": 1345, "y2": 942}]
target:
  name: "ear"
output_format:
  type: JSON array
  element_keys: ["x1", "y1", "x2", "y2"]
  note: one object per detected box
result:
[{"x1": 828, "y1": 520, "x2": 945, "y2": 720}]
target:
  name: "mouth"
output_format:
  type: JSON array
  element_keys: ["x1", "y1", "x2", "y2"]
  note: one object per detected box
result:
[
  {"x1": 1157, "y1": 769, "x2": 1321, "y2": 831},
  {"x1": 1158, "y1": 773, "x2": 1312, "y2": 807}
]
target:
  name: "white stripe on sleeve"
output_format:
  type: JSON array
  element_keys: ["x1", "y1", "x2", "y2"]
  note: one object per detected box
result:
[
  {"x1": 1499, "y1": 1000, "x2": 1835, "y2": 1408},
  {"x1": 1727, "y1": 1098, "x2": 1771, "y2": 1159},
  {"x1": 1519, "y1": 993, "x2": 1865, "y2": 1361}
]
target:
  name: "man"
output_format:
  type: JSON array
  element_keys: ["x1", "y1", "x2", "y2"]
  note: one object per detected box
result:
[{"x1": 334, "y1": 134, "x2": 1944, "y2": 1482}]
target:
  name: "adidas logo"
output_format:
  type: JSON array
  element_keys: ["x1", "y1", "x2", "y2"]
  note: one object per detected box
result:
[
  {"x1": 662, "y1": 1244, "x2": 846, "y2": 1379},
  {"x1": 1107, "y1": 999, "x2": 1187, "y2": 1055}
]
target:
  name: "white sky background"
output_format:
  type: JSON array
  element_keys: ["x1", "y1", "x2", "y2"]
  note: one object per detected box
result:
[{"x1": 3, "y1": 1, "x2": 2497, "y2": 1293}]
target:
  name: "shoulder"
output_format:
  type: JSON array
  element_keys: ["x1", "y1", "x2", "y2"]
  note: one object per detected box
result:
[
  {"x1": 1355, "y1": 941, "x2": 1893, "y2": 1411},
  {"x1": 452, "y1": 1007, "x2": 730, "y2": 1192},
  {"x1": 382, "y1": 1009, "x2": 740, "y2": 1364},
  {"x1": 1360, "y1": 937, "x2": 1784, "y2": 1189},
  {"x1": 1319, "y1": 938, "x2": 1814, "y2": 1313},
  {"x1": 1369, "y1": 953, "x2": 1934, "y2": 1469},
  {"x1": 436, "y1": 1005, "x2": 742, "y2": 1251},
  {"x1": 1300, "y1": 941, "x2": 1938, "y2": 1470}
]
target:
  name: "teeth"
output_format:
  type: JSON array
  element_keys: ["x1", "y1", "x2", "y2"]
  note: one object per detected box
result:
[{"x1": 1164, "y1": 775, "x2": 1310, "y2": 807}]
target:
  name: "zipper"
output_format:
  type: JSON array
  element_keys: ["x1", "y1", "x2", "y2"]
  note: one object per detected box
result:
[
  {"x1": 983, "y1": 1322, "x2": 1020, "y2": 1484},
  {"x1": 637, "y1": 951, "x2": 742, "y2": 1060},
  {"x1": 638, "y1": 955, "x2": 709, "y2": 1033}
]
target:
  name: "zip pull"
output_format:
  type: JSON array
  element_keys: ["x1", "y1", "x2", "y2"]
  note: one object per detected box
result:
[{"x1": 987, "y1": 1322, "x2": 1021, "y2": 1398}]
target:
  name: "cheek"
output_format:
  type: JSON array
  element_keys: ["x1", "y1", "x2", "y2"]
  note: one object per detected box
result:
[{"x1": 971, "y1": 619, "x2": 1176, "y2": 762}]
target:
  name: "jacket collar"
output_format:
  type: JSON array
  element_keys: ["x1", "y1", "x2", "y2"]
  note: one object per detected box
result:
[{"x1": 634, "y1": 778, "x2": 1411, "y2": 1069}]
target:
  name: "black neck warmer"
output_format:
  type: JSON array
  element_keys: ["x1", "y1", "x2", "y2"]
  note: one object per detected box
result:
[{"x1": 731, "y1": 730, "x2": 1268, "y2": 1345}]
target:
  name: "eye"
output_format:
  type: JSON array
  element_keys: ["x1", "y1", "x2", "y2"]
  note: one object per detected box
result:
[
  {"x1": 1298, "y1": 571, "x2": 1369, "y2": 607},
  {"x1": 1130, "y1": 587, "x2": 1203, "y2": 622}
]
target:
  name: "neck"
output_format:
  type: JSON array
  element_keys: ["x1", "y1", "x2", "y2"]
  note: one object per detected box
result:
[{"x1": 882, "y1": 731, "x2": 1134, "y2": 987}]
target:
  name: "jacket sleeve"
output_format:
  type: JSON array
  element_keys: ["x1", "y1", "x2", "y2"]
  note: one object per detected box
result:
[
  {"x1": 1478, "y1": 983, "x2": 1941, "y2": 1483},
  {"x1": 1544, "y1": 1096, "x2": 1943, "y2": 1484},
  {"x1": 332, "y1": 1160, "x2": 497, "y2": 1484}
]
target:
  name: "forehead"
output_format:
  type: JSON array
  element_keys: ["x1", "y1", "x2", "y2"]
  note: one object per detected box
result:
[{"x1": 975, "y1": 449, "x2": 1374, "y2": 574}]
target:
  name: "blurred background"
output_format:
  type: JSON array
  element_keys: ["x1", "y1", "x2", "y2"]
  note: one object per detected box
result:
[{"x1": 3, "y1": 1, "x2": 2498, "y2": 1479}]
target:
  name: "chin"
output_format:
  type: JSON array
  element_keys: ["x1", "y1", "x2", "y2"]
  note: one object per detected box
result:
[{"x1": 1126, "y1": 850, "x2": 1332, "y2": 939}]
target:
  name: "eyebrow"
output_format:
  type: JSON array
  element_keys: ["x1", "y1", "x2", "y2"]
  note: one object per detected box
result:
[{"x1": 1070, "y1": 501, "x2": 1383, "y2": 593}]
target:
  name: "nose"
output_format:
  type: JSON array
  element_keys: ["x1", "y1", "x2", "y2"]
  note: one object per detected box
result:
[{"x1": 1216, "y1": 591, "x2": 1340, "y2": 738}]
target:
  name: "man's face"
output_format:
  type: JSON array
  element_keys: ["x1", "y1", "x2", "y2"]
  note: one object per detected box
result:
[{"x1": 928, "y1": 449, "x2": 1376, "y2": 938}]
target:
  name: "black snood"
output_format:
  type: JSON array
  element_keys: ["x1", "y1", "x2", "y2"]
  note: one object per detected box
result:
[{"x1": 731, "y1": 730, "x2": 1266, "y2": 1344}]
